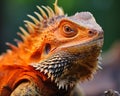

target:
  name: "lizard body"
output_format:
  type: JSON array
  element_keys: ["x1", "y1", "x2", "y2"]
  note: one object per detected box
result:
[{"x1": 0, "y1": 0, "x2": 104, "y2": 96}]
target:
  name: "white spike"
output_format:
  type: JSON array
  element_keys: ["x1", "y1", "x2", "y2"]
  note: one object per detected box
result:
[
  {"x1": 37, "y1": 6, "x2": 48, "y2": 19},
  {"x1": 51, "y1": 75, "x2": 54, "y2": 81},
  {"x1": 42, "y1": 6, "x2": 52, "y2": 18},
  {"x1": 48, "y1": 72, "x2": 51, "y2": 78},
  {"x1": 54, "y1": 0, "x2": 64, "y2": 15},
  {"x1": 43, "y1": 65, "x2": 48, "y2": 69},
  {"x1": 19, "y1": 27, "x2": 29, "y2": 37},
  {"x1": 98, "y1": 65, "x2": 102, "y2": 69},
  {"x1": 14, "y1": 38, "x2": 21, "y2": 43},
  {"x1": 47, "y1": 6, "x2": 55, "y2": 17},
  {"x1": 44, "y1": 69, "x2": 48, "y2": 74},
  {"x1": 30, "y1": 63, "x2": 38, "y2": 67},
  {"x1": 55, "y1": 78, "x2": 58, "y2": 83},
  {"x1": 98, "y1": 56, "x2": 102, "y2": 61},
  {"x1": 98, "y1": 61, "x2": 102, "y2": 65},
  {"x1": 54, "y1": 64, "x2": 58, "y2": 68},
  {"x1": 70, "y1": 83, "x2": 74, "y2": 88},
  {"x1": 6, "y1": 49, "x2": 12, "y2": 53},
  {"x1": 27, "y1": 14, "x2": 39, "y2": 24},
  {"x1": 61, "y1": 85, "x2": 64, "y2": 89},
  {"x1": 65, "y1": 85, "x2": 68, "y2": 90},
  {"x1": 17, "y1": 32, "x2": 26, "y2": 41},
  {"x1": 34, "y1": 11, "x2": 43, "y2": 21},
  {"x1": 57, "y1": 83, "x2": 59, "y2": 87},
  {"x1": 25, "y1": 24, "x2": 34, "y2": 33},
  {"x1": 58, "y1": 84, "x2": 62, "y2": 89},
  {"x1": 48, "y1": 65, "x2": 53, "y2": 69},
  {"x1": 14, "y1": 39, "x2": 22, "y2": 47},
  {"x1": 49, "y1": 69, "x2": 54, "y2": 74},
  {"x1": 40, "y1": 68, "x2": 44, "y2": 72},
  {"x1": 24, "y1": 20, "x2": 36, "y2": 28},
  {"x1": 36, "y1": 67, "x2": 40, "y2": 70}
]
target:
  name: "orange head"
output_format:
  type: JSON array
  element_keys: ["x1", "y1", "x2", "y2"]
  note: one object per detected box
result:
[{"x1": 1, "y1": 0, "x2": 104, "y2": 91}]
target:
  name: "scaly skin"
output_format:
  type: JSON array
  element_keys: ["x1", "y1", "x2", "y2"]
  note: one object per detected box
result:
[{"x1": 0, "y1": 0, "x2": 103, "y2": 96}]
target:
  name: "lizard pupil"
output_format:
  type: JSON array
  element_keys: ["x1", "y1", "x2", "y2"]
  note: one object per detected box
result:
[{"x1": 64, "y1": 26, "x2": 74, "y2": 33}]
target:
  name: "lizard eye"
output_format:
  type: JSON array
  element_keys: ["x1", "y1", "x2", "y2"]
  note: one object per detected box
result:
[{"x1": 62, "y1": 25, "x2": 78, "y2": 38}]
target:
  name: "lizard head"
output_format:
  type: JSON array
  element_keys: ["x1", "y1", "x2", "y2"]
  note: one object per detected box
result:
[{"x1": 21, "y1": 0, "x2": 104, "y2": 91}]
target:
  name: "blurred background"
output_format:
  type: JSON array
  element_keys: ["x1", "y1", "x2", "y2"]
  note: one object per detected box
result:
[{"x1": 0, "y1": 0, "x2": 120, "y2": 96}]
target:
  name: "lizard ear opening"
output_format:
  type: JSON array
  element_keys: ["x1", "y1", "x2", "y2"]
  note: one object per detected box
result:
[{"x1": 44, "y1": 43, "x2": 51, "y2": 54}]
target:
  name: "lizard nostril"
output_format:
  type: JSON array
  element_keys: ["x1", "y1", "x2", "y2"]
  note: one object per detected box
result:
[
  {"x1": 45, "y1": 43, "x2": 51, "y2": 54},
  {"x1": 88, "y1": 30, "x2": 97, "y2": 37},
  {"x1": 89, "y1": 31, "x2": 93, "y2": 34}
]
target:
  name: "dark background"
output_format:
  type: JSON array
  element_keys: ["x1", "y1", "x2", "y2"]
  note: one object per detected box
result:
[{"x1": 0, "y1": 0, "x2": 120, "y2": 53}]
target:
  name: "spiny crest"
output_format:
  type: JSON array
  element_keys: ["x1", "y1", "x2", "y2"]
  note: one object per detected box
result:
[{"x1": 18, "y1": 0, "x2": 64, "y2": 41}]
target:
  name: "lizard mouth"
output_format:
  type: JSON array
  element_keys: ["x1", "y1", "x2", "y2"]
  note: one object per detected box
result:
[{"x1": 31, "y1": 37, "x2": 103, "y2": 90}]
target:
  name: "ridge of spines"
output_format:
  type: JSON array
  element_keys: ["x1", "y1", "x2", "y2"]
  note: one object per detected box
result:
[
  {"x1": 18, "y1": 0, "x2": 64, "y2": 39},
  {"x1": 5, "y1": 0, "x2": 64, "y2": 52}
]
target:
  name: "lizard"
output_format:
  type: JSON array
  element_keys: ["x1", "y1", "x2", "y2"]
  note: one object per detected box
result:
[{"x1": 0, "y1": 0, "x2": 104, "y2": 96}]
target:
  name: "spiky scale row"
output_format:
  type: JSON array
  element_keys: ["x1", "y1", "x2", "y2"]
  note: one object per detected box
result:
[
  {"x1": 7, "y1": 0, "x2": 64, "y2": 50},
  {"x1": 18, "y1": 0, "x2": 64, "y2": 42},
  {"x1": 55, "y1": 79, "x2": 74, "y2": 90},
  {"x1": 31, "y1": 52, "x2": 75, "y2": 90}
]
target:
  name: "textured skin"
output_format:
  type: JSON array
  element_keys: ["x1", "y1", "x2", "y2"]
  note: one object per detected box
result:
[{"x1": 0, "y1": 0, "x2": 103, "y2": 96}]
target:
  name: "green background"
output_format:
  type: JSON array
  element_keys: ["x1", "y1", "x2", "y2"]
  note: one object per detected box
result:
[{"x1": 0, "y1": 0, "x2": 120, "y2": 53}]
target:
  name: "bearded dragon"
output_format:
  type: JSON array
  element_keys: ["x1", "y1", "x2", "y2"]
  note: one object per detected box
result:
[{"x1": 0, "y1": 0, "x2": 104, "y2": 96}]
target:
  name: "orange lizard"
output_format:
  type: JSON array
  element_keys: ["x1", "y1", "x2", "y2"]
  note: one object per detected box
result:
[{"x1": 0, "y1": 0, "x2": 104, "y2": 96}]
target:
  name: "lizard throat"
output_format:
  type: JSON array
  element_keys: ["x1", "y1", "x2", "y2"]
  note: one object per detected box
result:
[{"x1": 31, "y1": 38, "x2": 103, "y2": 90}]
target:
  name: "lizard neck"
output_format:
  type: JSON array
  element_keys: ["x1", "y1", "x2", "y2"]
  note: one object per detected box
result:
[{"x1": 0, "y1": 32, "x2": 45, "y2": 65}]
